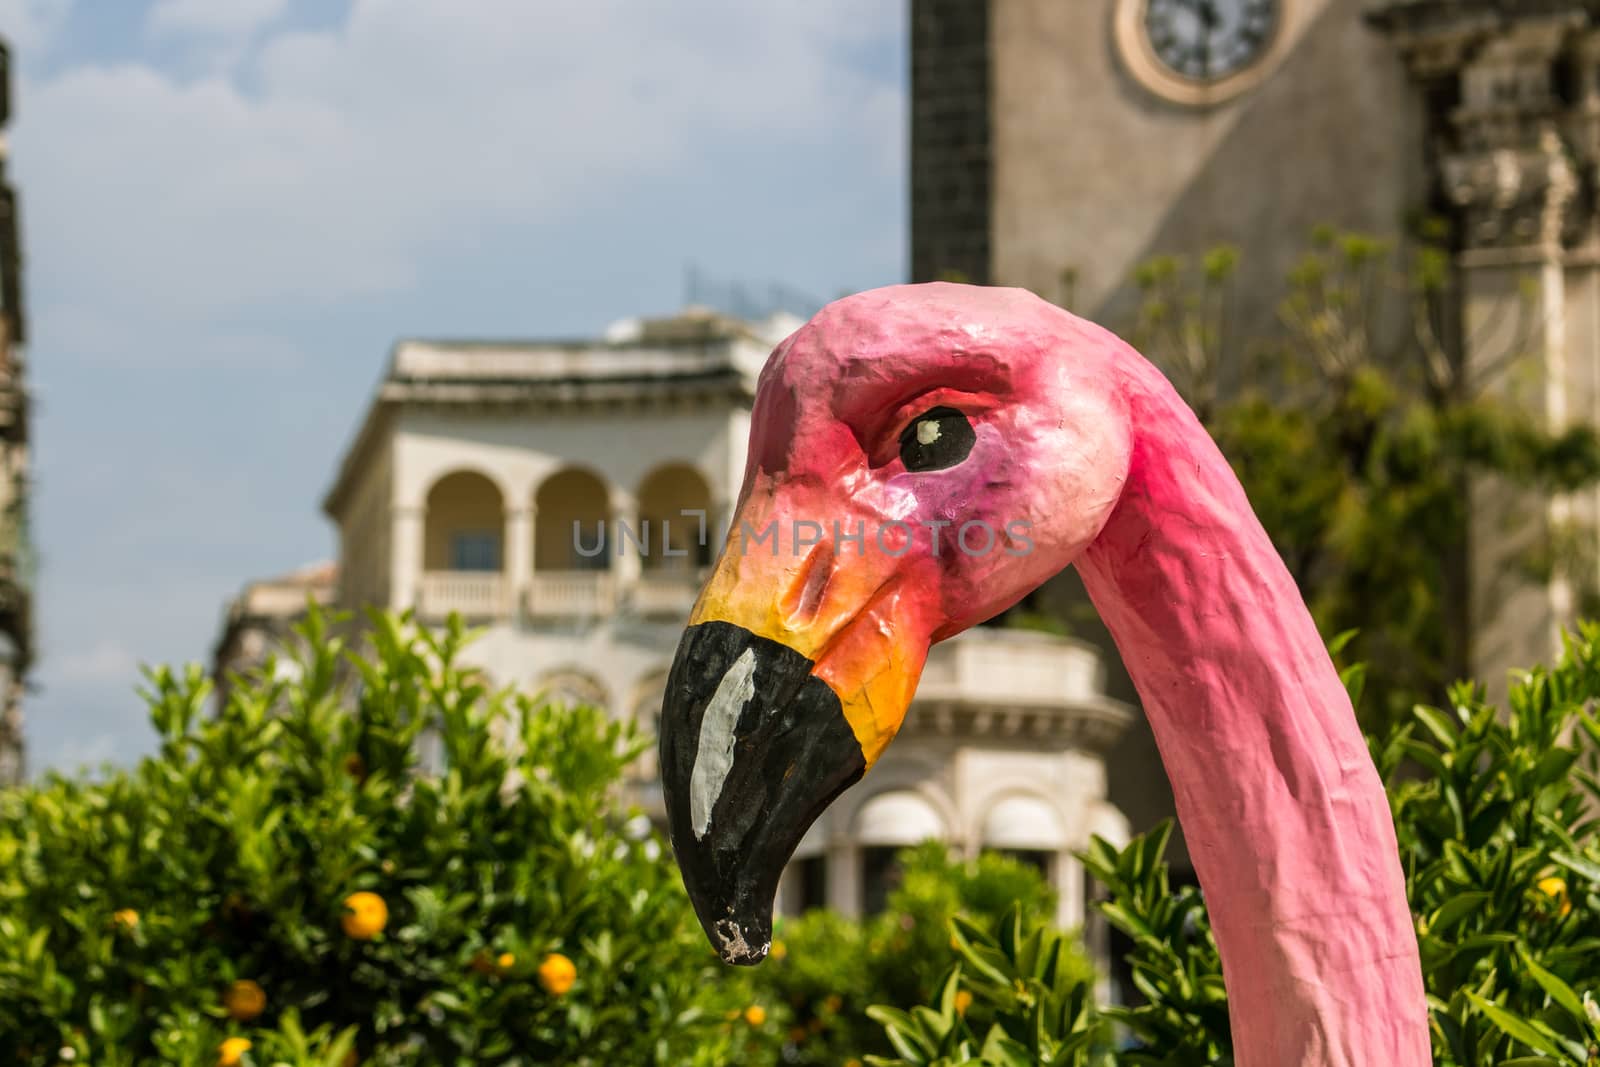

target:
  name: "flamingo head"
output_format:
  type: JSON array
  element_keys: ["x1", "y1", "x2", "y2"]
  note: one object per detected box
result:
[{"x1": 659, "y1": 282, "x2": 1134, "y2": 963}]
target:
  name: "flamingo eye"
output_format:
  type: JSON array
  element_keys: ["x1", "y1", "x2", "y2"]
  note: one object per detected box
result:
[{"x1": 898, "y1": 407, "x2": 975, "y2": 472}]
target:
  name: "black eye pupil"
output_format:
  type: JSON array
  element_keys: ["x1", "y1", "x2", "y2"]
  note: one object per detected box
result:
[{"x1": 898, "y1": 406, "x2": 976, "y2": 472}]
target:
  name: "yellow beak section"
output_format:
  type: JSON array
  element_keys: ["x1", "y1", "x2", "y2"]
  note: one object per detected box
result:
[{"x1": 685, "y1": 517, "x2": 937, "y2": 770}]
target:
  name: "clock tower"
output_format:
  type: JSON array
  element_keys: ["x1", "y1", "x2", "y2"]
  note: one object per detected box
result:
[
  {"x1": 912, "y1": 0, "x2": 1432, "y2": 846},
  {"x1": 912, "y1": 0, "x2": 1426, "y2": 335}
]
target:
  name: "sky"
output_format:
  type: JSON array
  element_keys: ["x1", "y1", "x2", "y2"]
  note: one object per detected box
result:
[{"x1": 3, "y1": 0, "x2": 908, "y2": 775}]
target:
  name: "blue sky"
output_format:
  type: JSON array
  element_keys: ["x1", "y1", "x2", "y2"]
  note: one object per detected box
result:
[{"x1": 5, "y1": 0, "x2": 908, "y2": 774}]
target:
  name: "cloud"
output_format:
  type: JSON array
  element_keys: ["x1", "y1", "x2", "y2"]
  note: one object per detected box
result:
[
  {"x1": 0, "y1": 0, "x2": 72, "y2": 52},
  {"x1": 16, "y1": 1, "x2": 903, "y2": 325},
  {"x1": 54, "y1": 638, "x2": 139, "y2": 684},
  {"x1": 146, "y1": 0, "x2": 289, "y2": 39},
  {"x1": 47, "y1": 730, "x2": 117, "y2": 774}
]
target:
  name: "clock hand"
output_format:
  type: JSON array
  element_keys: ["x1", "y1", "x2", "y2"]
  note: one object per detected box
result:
[{"x1": 1196, "y1": 0, "x2": 1219, "y2": 75}]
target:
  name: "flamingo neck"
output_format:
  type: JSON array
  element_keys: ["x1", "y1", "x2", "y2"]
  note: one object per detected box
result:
[{"x1": 1073, "y1": 363, "x2": 1428, "y2": 1067}]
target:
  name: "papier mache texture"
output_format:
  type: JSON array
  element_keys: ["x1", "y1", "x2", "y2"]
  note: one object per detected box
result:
[{"x1": 656, "y1": 283, "x2": 1429, "y2": 1067}]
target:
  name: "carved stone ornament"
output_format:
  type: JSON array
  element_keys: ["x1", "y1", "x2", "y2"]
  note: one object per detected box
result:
[{"x1": 1445, "y1": 125, "x2": 1579, "y2": 251}]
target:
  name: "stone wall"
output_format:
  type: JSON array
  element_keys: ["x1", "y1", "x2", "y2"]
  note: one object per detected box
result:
[
  {"x1": 987, "y1": 0, "x2": 1427, "y2": 337},
  {"x1": 910, "y1": 0, "x2": 992, "y2": 285}
]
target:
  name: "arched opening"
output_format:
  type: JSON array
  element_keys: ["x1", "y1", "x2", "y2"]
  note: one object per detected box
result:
[
  {"x1": 636, "y1": 463, "x2": 713, "y2": 572},
  {"x1": 418, "y1": 471, "x2": 508, "y2": 620},
  {"x1": 854, "y1": 790, "x2": 946, "y2": 914},
  {"x1": 535, "y1": 467, "x2": 612, "y2": 572},
  {"x1": 535, "y1": 669, "x2": 609, "y2": 712},
  {"x1": 631, "y1": 669, "x2": 669, "y2": 739},
  {"x1": 424, "y1": 471, "x2": 504, "y2": 572},
  {"x1": 980, "y1": 793, "x2": 1066, "y2": 881},
  {"x1": 627, "y1": 668, "x2": 669, "y2": 783}
]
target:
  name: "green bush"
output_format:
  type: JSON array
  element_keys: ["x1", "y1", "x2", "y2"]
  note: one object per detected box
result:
[
  {"x1": 869, "y1": 625, "x2": 1600, "y2": 1066},
  {"x1": 0, "y1": 609, "x2": 770, "y2": 1066},
  {"x1": 755, "y1": 843, "x2": 1091, "y2": 1065}
]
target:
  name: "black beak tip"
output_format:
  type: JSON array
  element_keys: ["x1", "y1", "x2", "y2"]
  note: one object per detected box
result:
[
  {"x1": 710, "y1": 916, "x2": 771, "y2": 966},
  {"x1": 659, "y1": 621, "x2": 868, "y2": 967}
]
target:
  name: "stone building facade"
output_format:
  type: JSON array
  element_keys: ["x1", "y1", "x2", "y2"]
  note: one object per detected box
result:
[
  {"x1": 216, "y1": 307, "x2": 1135, "y2": 930},
  {"x1": 0, "y1": 38, "x2": 35, "y2": 787},
  {"x1": 1363, "y1": 0, "x2": 1600, "y2": 699}
]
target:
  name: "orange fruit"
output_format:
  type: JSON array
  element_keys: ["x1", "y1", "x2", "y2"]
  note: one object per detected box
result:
[
  {"x1": 223, "y1": 979, "x2": 266, "y2": 1022},
  {"x1": 217, "y1": 1037, "x2": 252, "y2": 1066},
  {"x1": 537, "y1": 952, "x2": 576, "y2": 995},
  {"x1": 1538, "y1": 876, "x2": 1573, "y2": 919},
  {"x1": 341, "y1": 891, "x2": 388, "y2": 940}
]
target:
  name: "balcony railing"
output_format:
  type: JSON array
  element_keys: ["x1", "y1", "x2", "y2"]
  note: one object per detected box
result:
[
  {"x1": 418, "y1": 572, "x2": 509, "y2": 619},
  {"x1": 526, "y1": 571, "x2": 616, "y2": 618},
  {"x1": 631, "y1": 570, "x2": 702, "y2": 617},
  {"x1": 415, "y1": 569, "x2": 708, "y2": 622}
]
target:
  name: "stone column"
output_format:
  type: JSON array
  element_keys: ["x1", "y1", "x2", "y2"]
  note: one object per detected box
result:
[
  {"x1": 1565, "y1": 30, "x2": 1600, "y2": 653},
  {"x1": 1444, "y1": 22, "x2": 1580, "y2": 684},
  {"x1": 828, "y1": 841, "x2": 861, "y2": 918},
  {"x1": 1056, "y1": 851, "x2": 1085, "y2": 932},
  {"x1": 390, "y1": 504, "x2": 425, "y2": 612},
  {"x1": 611, "y1": 489, "x2": 641, "y2": 585},
  {"x1": 505, "y1": 505, "x2": 532, "y2": 621}
]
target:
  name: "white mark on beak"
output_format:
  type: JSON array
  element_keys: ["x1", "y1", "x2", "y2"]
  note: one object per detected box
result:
[{"x1": 690, "y1": 647, "x2": 758, "y2": 840}]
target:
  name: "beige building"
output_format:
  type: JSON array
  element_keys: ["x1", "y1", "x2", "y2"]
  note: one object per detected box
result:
[
  {"x1": 0, "y1": 37, "x2": 35, "y2": 787},
  {"x1": 216, "y1": 307, "x2": 1134, "y2": 928}
]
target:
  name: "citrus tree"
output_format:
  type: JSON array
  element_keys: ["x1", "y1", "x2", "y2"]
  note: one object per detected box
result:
[{"x1": 0, "y1": 609, "x2": 773, "y2": 1066}]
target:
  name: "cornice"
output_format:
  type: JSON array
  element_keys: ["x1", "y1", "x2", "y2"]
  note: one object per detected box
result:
[{"x1": 901, "y1": 697, "x2": 1134, "y2": 754}]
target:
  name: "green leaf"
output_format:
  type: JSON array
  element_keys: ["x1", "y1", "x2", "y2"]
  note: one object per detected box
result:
[
  {"x1": 1551, "y1": 851, "x2": 1600, "y2": 885},
  {"x1": 1428, "y1": 891, "x2": 1490, "y2": 934},
  {"x1": 1463, "y1": 991, "x2": 1566, "y2": 1057},
  {"x1": 1518, "y1": 947, "x2": 1585, "y2": 1023},
  {"x1": 1414, "y1": 705, "x2": 1461, "y2": 748}
]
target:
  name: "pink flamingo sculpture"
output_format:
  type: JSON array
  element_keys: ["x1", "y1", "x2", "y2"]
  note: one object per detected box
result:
[{"x1": 657, "y1": 283, "x2": 1428, "y2": 1065}]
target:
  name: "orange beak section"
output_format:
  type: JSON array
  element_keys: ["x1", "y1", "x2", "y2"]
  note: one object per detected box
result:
[
  {"x1": 687, "y1": 477, "x2": 940, "y2": 768},
  {"x1": 655, "y1": 477, "x2": 941, "y2": 965}
]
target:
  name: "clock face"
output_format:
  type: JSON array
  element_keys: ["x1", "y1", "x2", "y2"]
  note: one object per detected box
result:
[{"x1": 1143, "y1": 0, "x2": 1278, "y2": 82}]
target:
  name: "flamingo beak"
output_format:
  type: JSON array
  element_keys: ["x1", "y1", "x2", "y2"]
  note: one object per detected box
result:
[{"x1": 658, "y1": 499, "x2": 937, "y2": 965}]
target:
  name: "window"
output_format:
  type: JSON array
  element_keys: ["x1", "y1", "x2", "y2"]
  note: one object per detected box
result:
[
  {"x1": 449, "y1": 530, "x2": 501, "y2": 571},
  {"x1": 788, "y1": 855, "x2": 829, "y2": 915},
  {"x1": 854, "y1": 790, "x2": 946, "y2": 914},
  {"x1": 861, "y1": 847, "x2": 906, "y2": 915}
]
